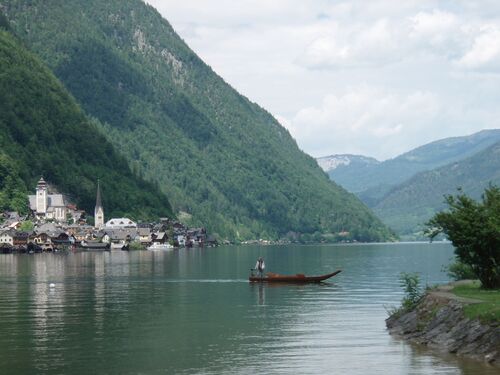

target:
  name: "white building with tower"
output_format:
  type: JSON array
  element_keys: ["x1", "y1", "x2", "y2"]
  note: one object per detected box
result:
[{"x1": 28, "y1": 177, "x2": 69, "y2": 222}]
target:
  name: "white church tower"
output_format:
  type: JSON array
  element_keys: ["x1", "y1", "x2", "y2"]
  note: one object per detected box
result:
[
  {"x1": 94, "y1": 180, "x2": 104, "y2": 229},
  {"x1": 35, "y1": 177, "x2": 48, "y2": 215}
]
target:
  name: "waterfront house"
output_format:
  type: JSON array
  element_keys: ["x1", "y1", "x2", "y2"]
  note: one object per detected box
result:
[
  {"x1": 138, "y1": 228, "x2": 151, "y2": 244},
  {"x1": 51, "y1": 232, "x2": 73, "y2": 247},
  {"x1": 31, "y1": 232, "x2": 49, "y2": 245},
  {"x1": 151, "y1": 231, "x2": 167, "y2": 244},
  {"x1": 102, "y1": 229, "x2": 138, "y2": 245},
  {"x1": 13, "y1": 232, "x2": 30, "y2": 247},
  {"x1": 0, "y1": 229, "x2": 15, "y2": 246}
]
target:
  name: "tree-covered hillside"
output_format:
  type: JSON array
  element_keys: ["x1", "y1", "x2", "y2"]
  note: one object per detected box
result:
[
  {"x1": 2, "y1": 0, "x2": 392, "y2": 241},
  {"x1": 373, "y1": 141, "x2": 500, "y2": 238},
  {"x1": 0, "y1": 28, "x2": 173, "y2": 220}
]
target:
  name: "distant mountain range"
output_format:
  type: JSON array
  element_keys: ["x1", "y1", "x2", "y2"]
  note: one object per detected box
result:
[
  {"x1": 2, "y1": 1, "x2": 392, "y2": 242},
  {"x1": 374, "y1": 140, "x2": 500, "y2": 237},
  {"x1": 317, "y1": 129, "x2": 500, "y2": 238}
]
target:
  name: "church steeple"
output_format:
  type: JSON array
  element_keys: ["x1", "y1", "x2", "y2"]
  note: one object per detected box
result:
[
  {"x1": 94, "y1": 179, "x2": 104, "y2": 228},
  {"x1": 36, "y1": 176, "x2": 48, "y2": 214}
]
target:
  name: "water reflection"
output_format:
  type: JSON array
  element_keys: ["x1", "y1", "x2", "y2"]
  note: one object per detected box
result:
[
  {"x1": 0, "y1": 245, "x2": 497, "y2": 374},
  {"x1": 257, "y1": 283, "x2": 265, "y2": 305}
]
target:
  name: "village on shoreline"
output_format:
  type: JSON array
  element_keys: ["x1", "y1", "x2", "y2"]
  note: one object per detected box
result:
[{"x1": 0, "y1": 177, "x2": 217, "y2": 253}]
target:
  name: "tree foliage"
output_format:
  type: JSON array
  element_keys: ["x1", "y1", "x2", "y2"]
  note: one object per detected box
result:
[
  {"x1": 444, "y1": 260, "x2": 476, "y2": 281},
  {"x1": 427, "y1": 186, "x2": 500, "y2": 289},
  {"x1": 0, "y1": 153, "x2": 29, "y2": 214},
  {"x1": 0, "y1": 29, "x2": 173, "y2": 220}
]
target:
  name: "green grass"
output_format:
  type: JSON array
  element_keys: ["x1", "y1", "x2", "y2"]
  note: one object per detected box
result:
[{"x1": 452, "y1": 281, "x2": 500, "y2": 323}]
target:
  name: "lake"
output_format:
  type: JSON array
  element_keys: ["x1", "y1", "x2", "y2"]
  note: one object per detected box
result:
[{"x1": 0, "y1": 243, "x2": 496, "y2": 374}]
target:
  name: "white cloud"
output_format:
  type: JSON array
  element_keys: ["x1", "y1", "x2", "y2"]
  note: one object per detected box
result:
[
  {"x1": 410, "y1": 9, "x2": 458, "y2": 37},
  {"x1": 287, "y1": 87, "x2": 441, "y2": 159},
  {"x1": 408, "y1": 10, "x2": 466, "y2": 58},
  {"x1": 455, "y1": 25, "x2": 500, "y2": 72},
  {"x1": 297, "y1": 18, "x2": 403, "y2": 69}
]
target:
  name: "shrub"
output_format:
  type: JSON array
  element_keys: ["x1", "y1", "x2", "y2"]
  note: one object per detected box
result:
[
  {"x1": 445, "y1": 260, "x2": 476, "y2": 281},
  {"x1": 400, "y1": 272, "x2": 423, "y2": 310}
]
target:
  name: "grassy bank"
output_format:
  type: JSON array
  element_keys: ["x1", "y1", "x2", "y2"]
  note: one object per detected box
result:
[{"x1": 452, "y1": 281, "x2": 500, "y2": 322}]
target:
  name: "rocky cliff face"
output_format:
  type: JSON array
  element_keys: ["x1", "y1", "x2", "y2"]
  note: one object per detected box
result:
[
  {"x1": 316, "y1": 154, "x2": 380, "y2": 174},
  {"x1": 386, "y1": 291, "x2": 500, "y2": 366}
]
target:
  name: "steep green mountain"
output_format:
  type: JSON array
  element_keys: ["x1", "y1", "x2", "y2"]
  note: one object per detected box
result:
[
  {"x1": 319, "y1": 130, "x2": 500, "y2": 205},
  {"x1": 373, "y1": 141, "x2": 500, "y2": 238},
  {"x1": 2, "y1": 0, "x2": 392, "y2": 241},
  {"x1": 0, "y1": 28, "x2": 172, "y2": 219}
]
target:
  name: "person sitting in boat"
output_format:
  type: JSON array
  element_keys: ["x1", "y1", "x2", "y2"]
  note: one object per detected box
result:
[{"x1": 255, "y1": 257, "x2": 265, "y2": 278}]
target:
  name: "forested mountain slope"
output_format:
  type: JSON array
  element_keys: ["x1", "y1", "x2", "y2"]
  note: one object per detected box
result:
[
  {"x1": 2, "y1": 0, "x2": 392, "y2": 241},
  {"x1": 0, "y1": 28, "x2": 172, "y2": 219},
  {"x1": 373, "y1": 141, "x2": 500, "y2": 237},
  {"x1": 319, "y1": 130, "x2": 500, "y2": 206}
]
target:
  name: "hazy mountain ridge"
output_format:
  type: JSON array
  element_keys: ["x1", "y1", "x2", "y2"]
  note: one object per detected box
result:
[
  {"x1": 319, "y1": 129, "x2": 500, "y2": 198},
  {"x1": 373, "y1": 140, "x2": 500, "y2": 237},
  {"x1": 3, "y1": 0, "x2": 392, "y2": 241}
]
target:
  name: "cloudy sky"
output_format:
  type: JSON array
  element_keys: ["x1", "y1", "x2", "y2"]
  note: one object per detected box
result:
[{"x1": 145, "y1": 0, "x2": 500, "y2": 160}]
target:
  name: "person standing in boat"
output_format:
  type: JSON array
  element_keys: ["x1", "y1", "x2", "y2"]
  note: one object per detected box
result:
[{"x1": 255, "y1": 257, "x2": 265, "y2": 278}]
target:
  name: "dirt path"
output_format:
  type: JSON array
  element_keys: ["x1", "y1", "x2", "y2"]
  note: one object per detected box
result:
[{"x1": 429, "y1": 280, "x2": 483, "y2": 304}]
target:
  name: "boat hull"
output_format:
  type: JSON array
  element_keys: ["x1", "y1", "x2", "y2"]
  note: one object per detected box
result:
[{"x1": 249, "y1": 270, "x2": 341, "y2": 283}]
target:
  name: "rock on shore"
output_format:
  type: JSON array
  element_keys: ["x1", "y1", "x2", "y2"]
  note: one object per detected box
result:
[{"x1": 386, "y1": 286, "x2": 500, "y2": 365}]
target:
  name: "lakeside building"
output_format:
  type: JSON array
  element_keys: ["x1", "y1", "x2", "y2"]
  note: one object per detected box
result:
[
  {"x1": 0, "y1": 229, "x2": 15, "y2": 246},
  {"x1": 28, "y1": 177, "x2": 85, "y2": 223},
  {"x1": 28, "y1": 177, "x2": 69, "y2": 222},
  {"x1": 104, "y1": 218, "x2": 137, "y2": 229}
]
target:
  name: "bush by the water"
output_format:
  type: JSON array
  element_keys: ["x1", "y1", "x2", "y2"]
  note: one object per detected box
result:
[
  {"x1": 399, "y1": 272, "x2": 423, "y2": 311},
  {"x1": 427, "y1": 186, "x2": 500, "y2": 289},
  {"x1": 386, "y1": 272, "x2": 423, "y2": 317}
]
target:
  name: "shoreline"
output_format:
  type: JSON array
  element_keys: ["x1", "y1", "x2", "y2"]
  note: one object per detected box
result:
[{"x1": 386, "y1": 281, "x2": 500, "y2": 366}]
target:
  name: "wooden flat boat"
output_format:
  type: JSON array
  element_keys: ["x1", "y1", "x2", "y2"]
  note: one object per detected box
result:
[{"x1": 249, "y1": 270, "x2": 341, "y2": 283}]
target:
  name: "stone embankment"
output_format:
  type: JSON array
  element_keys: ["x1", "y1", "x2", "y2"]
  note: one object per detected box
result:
[{"x1": 386, "y1": 282, "x2": 500, "y2": 365}]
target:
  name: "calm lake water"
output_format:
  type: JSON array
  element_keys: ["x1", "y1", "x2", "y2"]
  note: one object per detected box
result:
[{"x1": 0, "y1": 243, "x2": 497, "y2": 374}]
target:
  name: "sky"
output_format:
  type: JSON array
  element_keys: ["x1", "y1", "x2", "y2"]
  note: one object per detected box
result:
[{"x1": 145, "y1": 0, "x2": 500, "y2": 161}]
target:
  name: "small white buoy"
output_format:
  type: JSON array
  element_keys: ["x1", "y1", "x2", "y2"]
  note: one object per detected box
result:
[{"x1": 49, "y1": 283, "x2": 56, "y2": 288}]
